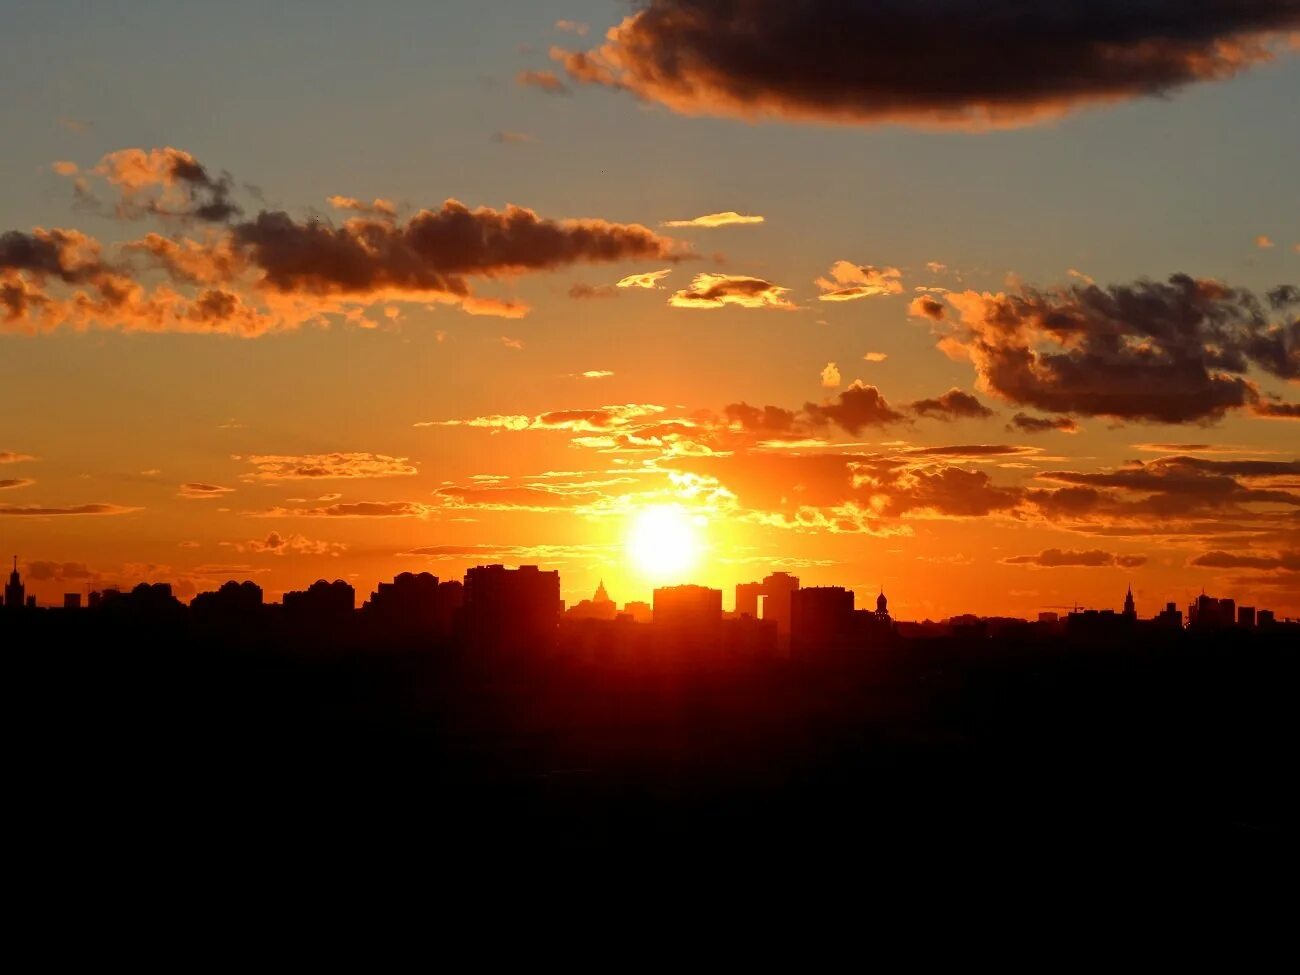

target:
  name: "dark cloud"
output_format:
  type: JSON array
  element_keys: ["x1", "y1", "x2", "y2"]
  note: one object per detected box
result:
[
  {"x1": 1004, "y1": 548, "x2": 1148, "y2": 568},
  {"x1": 235, "y1": 200, "x2": 684, "y2": 297},
  {"x1": 1009, "y1": 413, "x2": 1080, "y2": 434},
  {"x1": 944, "y1": 274, "x2": 1300, "y2": 423},
  {"x1": 910, "y1": 388, "x2": 994, "y2": 421},
  {"x1": 0, "y1": 478, "x2": 34, "y2": 490},
  {"x1": 553, "y1": 0, "x2": 1300, "y2": 128},
  {"x1": 26, "y1": 560, "x2": 96, "y2": 581},
  {"x1": 1254, "y1": 400, "x2": 1300, "y2": 419},
  {"x1": 804, "y1": 382, "x2": 906, "y2": 434},
  {"x1": 1191, "y1": 550, "x2": 1300, "y2": 571}
]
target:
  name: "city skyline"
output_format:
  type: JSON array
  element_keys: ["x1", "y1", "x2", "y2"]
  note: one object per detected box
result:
[
  {"x1": 3, "y1": 551, "x2": 1292, "y2": 628},
  {"x1": 2, "y1": 1, "x2": 1299, "y2": 620}
]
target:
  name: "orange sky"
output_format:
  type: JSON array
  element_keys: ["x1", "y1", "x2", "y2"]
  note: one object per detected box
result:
[{"x1": 2, "y1": 2, "x2": 1298, "y2": 619}]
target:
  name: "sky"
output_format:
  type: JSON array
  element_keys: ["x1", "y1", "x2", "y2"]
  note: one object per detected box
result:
[{"x1": 1, "y1": 0, "x2": 1298, "y2": 619}]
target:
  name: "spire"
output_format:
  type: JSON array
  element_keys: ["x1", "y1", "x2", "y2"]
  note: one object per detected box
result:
[{"x1": 594, "y1": 578, "x2": 611, "y2": 603}]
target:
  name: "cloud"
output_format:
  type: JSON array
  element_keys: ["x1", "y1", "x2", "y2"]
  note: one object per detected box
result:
[
  {"x1": 863, "y1": 352, "x2": 888, "y2": 363},
  {"x1": 518, "y1": 69, "x2": 571, "y2": 95},
  {"x1": 241, "y1": 452, "x2": 417, "y2": 480},
  {"x1": 662, "y1": 211, "x2": 764, "y2": 228},
  {"x1": 500, "y1": 335, "x2": 525, "y2": 350},
  {"x1": 1254, "y1": 400, "x2": 1300, "y2": 419},
  {"x1": 327, "y1": 195, "x2": 397, "y2": 217},
  {"x1": 491, "y1": 131, "x2": 536, "y2": 144},
  {"x1": 1004, "y1": 548, "x2": 1148, "y2": 568},
  {"x1": 0, "y1": 503, "x2": 139, "y2": 516},
  {"x1": 226, "y1": 531, "x2": 347, "y2": 556},
  {"x1": 616, "y1": 268, "x2": 673, "y2": 289},
  {"x1": 25, "y1": 560, "x2": 96, "y2": 581},
  {"x1": 908, "y1": 295, "x2": 947, "y2": 321},
  {"x1": 909, "y1": 387, "x2": 994, "y2": 421},
  {"x1": 554, "y1": 20, "x2": 589, "y2": 36},
  {"x1": 6, "y1": 148, "x2": 690, "y2": 335},
  {"x1": 1191, "y1": 550, "x2": 1300, "y2": 571},
  {"x1": 255, "y1": 501, "x2": 436, "y2": 518},
  {"x1": 77, "y1": 146, "x2": 241, "y2": 222},
  {"x1": 820, "y1": 362, "x2": 841, "y2": 389},
  {"x1": 1256, "y1": 235, "x2": 1276, "y2": 249},
  {"x1": 178, "y1": 482, "x2": 235, "y2": 499},
  {"x1": 568, "y1": 282, "x2": 619, "y2": 299},
  {"x1": 579, "y1": 370, "x2": 614, "y2": 379},
  {"x1": 1009, "y1": 413, "x2": 1080, "y2": 434},
  {"x1": 902, "y1": 444, "x2": 1039, "y2": 458},
  {"x1": 816, "y1": 261, "x2": 903, "y2": 301},
  {"x1": 804, "y1": 382, "x2": 906, "y2": 433},
  {"x1": 553, "y1": 1, "x2": 1300, "y2": 128},
  {"x1": 939, "y1": 274, "x2": 1300, "y2": 423},
  {"x1": 0, "y1": 479, "x2": 34, "y2": 490},
  {"x1": 404, "y1": 542, "x2": 607, "y2": 561},
  {"x1": 669, "y1": 272, "x2": 793, "y2": 309},
  {"x1": 420, "y1": 404, "x2": 665, "y2": 433},
  {"x1": 0, "y1": 452, "x2": 37, "y2": 464}
]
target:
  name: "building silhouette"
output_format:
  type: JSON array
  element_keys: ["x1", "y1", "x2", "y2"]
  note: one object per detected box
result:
[
  {"x1": 565, "y1": 579, "x2": 618, "y2": 621},
  {"x1": 283, "y1": 579, "x2": 355, "y2": 616},
  {"x1": 5, "y1": 557, "x2": 25, "y2": 609},
  {"x1": 1123, "y1": 585, "x2": 1136, "y2": 621},
  {"x1": 734, "y1": 571, "x2": 800, "y2": 650},
  {"x1": 791, "y1": 586, "x2": 855, "y2": 655},
  {"x1": 463, "y1": 564, "x2": 561, "y2": 652}
]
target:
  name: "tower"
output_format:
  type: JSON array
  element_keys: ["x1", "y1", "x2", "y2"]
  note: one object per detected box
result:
[
  {"x1": 875, "y1": 586, "x2": 889, "y2": 620},
  {"x1": 1123, "y1": 584, "x2": 1136, "y2": 620},
  {"x1": 593, "y1": 579, "x2": 612, "y2": 604},
  {"x1": 5, "y1": 556, "x2": 25, "y2": 609}
]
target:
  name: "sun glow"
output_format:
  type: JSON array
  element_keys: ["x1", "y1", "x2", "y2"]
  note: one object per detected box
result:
[{"x1": 626, "y1": 505, "x2": 702, "y2": 580}]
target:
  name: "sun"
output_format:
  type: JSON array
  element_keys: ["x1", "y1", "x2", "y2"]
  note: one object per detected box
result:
[{"x1": 626, "y1": 505, "x2": 702, "y2": 580}]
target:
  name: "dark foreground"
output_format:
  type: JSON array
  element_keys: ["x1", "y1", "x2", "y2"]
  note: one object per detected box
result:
[{"x1": 9, "y1": 624, "x2": 1299, "y2": 882}]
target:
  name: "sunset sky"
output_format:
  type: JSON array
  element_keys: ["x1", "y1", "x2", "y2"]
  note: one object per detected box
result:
[{"x1": 2, "y1": 0, "x2": 1298, "y2": 618}]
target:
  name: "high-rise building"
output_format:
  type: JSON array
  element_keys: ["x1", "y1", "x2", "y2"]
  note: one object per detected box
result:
[
  {"x1": 1237, "y1": 606, "x2": 1256, "y2": 628},
  {"x1": 653, "y1": 585, "x2": 722, "y2": 628},
  {"x1": 4, "y1": 557, "x2": 25, "y2": 609},
  {"x1": 63, "y1": 593, "x2": 82, "y2": 610},
  {"x1": 1123, "y1": 585, "x2": 1136, "y2": 620},
  {"x1": 463, "y1": 564, "x2": 561, "y2": 651},
  {"x1": 791, "y1": 586, "x2": 855, "y2": 655}
]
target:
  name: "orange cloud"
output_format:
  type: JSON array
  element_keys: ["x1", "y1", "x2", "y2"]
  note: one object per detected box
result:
[
  {"x1": 662, "y1": 211, "x2": 765, "y2": 228},
  {"x1": 908, "y1": 295, "x2": 948, "y2": 321},
  {"x1": 178, "y1": 482, "x2": 236, "y2": 499},
  {"x1": 241, "y1": 452, "x2": 418, "y2": 480},
  {"x1": 7, "y1": 150, "x2": 692, "y2": 335},
  {"x1": 669, "y1": 272, "x2": 793, "y2": 309},
  {"x1": 327, "y1": 195, "x2": 397, "y2": 217},
  {"x1": 518, "y1": 69, "x2": 571, "y2": 95},
  {"x1": 0, "y1": 503, "x2": 140, "y2": 516},
  {"x1": 816, "y1": 261, "x2": 902, "y2": 301},
  {"x1": 616, "y1": 268, "x2": 673, "y2": 289}
]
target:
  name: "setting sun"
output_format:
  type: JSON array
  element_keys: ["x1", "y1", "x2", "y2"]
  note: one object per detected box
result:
[{"x1": 626, "y1": 506, "x2": 702, "y2": 581}]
